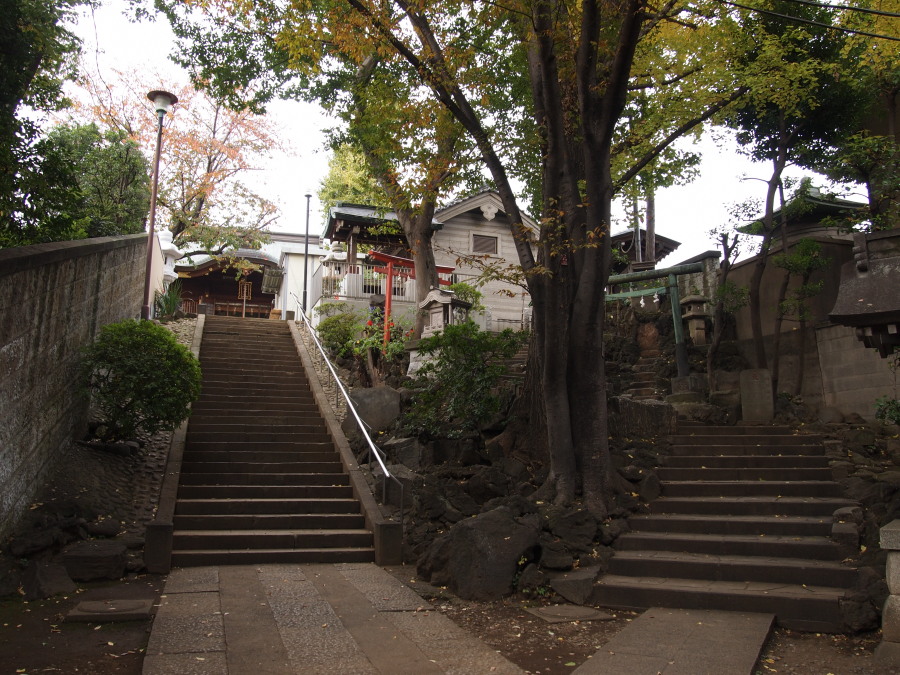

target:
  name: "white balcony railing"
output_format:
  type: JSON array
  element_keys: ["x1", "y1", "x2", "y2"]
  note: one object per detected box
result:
[{"x1": 312, "y1": 261, "x2": 463, "y2": 304}]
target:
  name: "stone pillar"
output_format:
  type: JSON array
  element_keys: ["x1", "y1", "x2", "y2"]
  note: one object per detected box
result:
[
  {"x1": 877, "y1": 520, "x2": 900, "y2": 664},
  {"x1": 739, "y1": 369, "x2": 774, "y2": 423}
]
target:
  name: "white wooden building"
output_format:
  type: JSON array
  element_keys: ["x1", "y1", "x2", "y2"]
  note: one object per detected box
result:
[{"x1": 313, "y1": 190, "x2": 537, "y2": 331}]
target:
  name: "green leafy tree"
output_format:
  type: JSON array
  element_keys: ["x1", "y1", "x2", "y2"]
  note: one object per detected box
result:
[
  {"x1": 80, "y1": 319, "x2": 202, "y2": 441},
  {"x1": 318, "y1": 145, "x2": 389, "y2": 217},
  {"x1": 1, "y1": 122, "x2": 151, "y2": 248},
  {"x1": 143, "y1": 0, "x2": 775, "y2": 515},
  {"x1": 0, "y1": 0, "x2": 85, "y2": 239}
]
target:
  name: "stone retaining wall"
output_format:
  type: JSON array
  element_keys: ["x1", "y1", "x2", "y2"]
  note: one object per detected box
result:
[{"x1": 0, "y1": 234, "x2": 147, "y2": 540}]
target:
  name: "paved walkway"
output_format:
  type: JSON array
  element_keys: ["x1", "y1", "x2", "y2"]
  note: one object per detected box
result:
[{"x1": 142, "y1": 563, "x2": 774, "y2": 675}]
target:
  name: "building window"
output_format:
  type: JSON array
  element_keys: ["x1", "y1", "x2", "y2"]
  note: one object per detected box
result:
[{"x1": 472, "y1": 233, "x2": 498, "y2": 255}]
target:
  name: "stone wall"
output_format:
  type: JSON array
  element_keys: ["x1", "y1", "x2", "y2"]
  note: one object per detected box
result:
[
  {"x1": 0, "y1": 234, "x2": 147, "y2": 540},
  {"x1": 816, "y1": 323, "x2": 898, "y2": 420}
]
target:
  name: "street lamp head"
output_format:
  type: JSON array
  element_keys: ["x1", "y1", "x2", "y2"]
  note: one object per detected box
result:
[{"x1": 147, "y1": 90, "x2": 178, "y2": 115}]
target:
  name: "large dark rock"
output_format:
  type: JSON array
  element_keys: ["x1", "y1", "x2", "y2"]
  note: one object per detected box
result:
[
  {"x1": 345, "y1": 386, "x2": 401, "y2": 434},
  {"x1": 417, "y1": 506, "x2": 541, "y2": 600},
  {"x1": 543, "y1": 507, "x2": 597, "y2": 553},
  {"x1": 549, "y1": 566, "x2": 601, "y2": 605},
  {"x1": 62, "y1": 540, "x2": 127, "y2": 581},
  {"x1": 466, "y1": 466, "x2": 512, "y2": 502},
  {"x1": 22, "y1": 560, "x2": 76, "y2": 601}
]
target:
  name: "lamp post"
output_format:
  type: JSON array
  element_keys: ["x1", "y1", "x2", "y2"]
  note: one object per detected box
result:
[
  {"x1": 302, "y1": 193, "x2": 312, "y2": 314},
  {"x1": 141, "y1": 90, "x2": 178, "y2": 321}
]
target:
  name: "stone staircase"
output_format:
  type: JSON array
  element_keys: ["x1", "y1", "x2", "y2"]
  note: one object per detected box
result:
[
  {"x1": 171, "y1": 315, "x2": 374, "y2": 566},
  {"x1": 594, "y1": 422, "x2": 859, "y2": 632},
  {"x1": 622, "y1": 349, "x2": 665, "y2": 400}
]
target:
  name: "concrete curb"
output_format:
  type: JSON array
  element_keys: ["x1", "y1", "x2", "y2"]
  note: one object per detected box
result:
[
  {"x1": 144, "y1": 314, "x2": 206, "y2": 574},
  {"x1": 288, "y1": 321, "x2": 402, "y2": 565}
]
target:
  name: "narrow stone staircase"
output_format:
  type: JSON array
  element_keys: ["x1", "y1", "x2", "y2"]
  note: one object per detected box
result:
[
  {"x1": 171, "y1": 315, "x2": 374, "y2": 566},
  {"x1": 594, "y1": 422, "x2": 859, "y2": 632},
  {"x1": 622, "y1": 349, "x2": 664, "y2": 400}
]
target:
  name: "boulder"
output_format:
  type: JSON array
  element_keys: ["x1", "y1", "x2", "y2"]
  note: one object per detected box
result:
[
  {"x1": 549, "y1": 566, "x2": 601, "y2": 605},
  {"x1": 417, "y1": 506, "x2": 541, "y2": 600},
  {"x1": 544, "y1": 507, "x2": 597, "y2": 553},
  {"x1": 22, "y1": 560, "x2": 76, "y2": 601},
  {"x1": 345, "y1": 386, "x2": 401, "y2": 434},
  {"x1": 62, "y1": 540, "x2": 127, "y2": 581}
]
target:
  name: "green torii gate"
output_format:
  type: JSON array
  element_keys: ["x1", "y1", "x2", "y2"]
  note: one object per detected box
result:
[{"x1": 606, "y1": 262, "x2": 705, "y2": 378}]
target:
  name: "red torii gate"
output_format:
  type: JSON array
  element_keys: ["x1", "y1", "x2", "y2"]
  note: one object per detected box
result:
[{"x1": 368, "y1": 250, "x2": 455, "y2": 345}]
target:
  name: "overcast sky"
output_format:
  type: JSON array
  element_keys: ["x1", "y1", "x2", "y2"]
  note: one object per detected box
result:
[{"x1": 71, "y1": 2, "x2": 859, "y2": 265}]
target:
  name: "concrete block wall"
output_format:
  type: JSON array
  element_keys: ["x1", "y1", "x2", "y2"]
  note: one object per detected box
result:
[
  {"x1": 816, "y1": 323, "x2": 898, "y2": 420},
  {"x1": 0, "y1": 234, "x2": 146, "y2": 540}
]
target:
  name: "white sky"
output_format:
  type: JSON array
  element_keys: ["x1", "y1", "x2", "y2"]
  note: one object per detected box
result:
[{"x1": 71, "y1": 2, "x2": 859, "y2": 265}]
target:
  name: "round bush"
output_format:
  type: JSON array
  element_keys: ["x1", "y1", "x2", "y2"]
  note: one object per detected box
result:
[{"x1": 80, "y1": 319, "x2": 202, "y2": 441}]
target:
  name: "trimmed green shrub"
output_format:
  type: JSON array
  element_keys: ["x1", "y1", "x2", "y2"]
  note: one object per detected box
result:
[{"x1": 80, "y1": 319, "x2": 202, "y2": 441}]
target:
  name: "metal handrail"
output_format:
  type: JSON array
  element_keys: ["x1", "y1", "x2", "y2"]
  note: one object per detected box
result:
[{"x1": 289, "y1": 293, "x2": 404, "y2": 519}]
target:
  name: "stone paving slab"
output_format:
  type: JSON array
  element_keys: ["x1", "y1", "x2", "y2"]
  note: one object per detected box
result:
[
  {"x1": 67, "y1": 598, "x2": 154, "y2": 622},
  {"x1": 573, "y1": 607, "x2": 774, "y2": 675}
]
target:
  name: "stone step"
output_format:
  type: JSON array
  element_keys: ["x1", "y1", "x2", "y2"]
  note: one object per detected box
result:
[
  {"x1": 195, "y1": 383, "x2": 314, "y2": 396},
  {"x1": 650, "y1": 496, "x2": 855, "y2": 517},
  {"x1": 614, "y1": 531, "x2": 843, "y2": 560},
  {"x1": 668, "y1": 444, "x2": 825, "y2": 457},
  {"x1": 172, "y1": 529, "x2": 374, "y2": 550},
  {"x1": 668, "y1": 434, "x2": 824, "y2": 446},
  {"x1": 176, "y1": 484, "x2": 353, "y2": 500},
  {"x1": 179, "y1": 472, "x2": 350, "y2": 487},
  {"x1": 674, "y1": 425, "x2": 796, "y2": 436},
  {"x1": 173, "y1": 513, "x2": 366, "y2": 530},
  {"x1": 186, "y1": 432, "x2": 332, "y2": 446},
  {"x1": 190, "y1": 399, "x2": 319, "y2": 412},
  {"x1": 187, "y1": 417, "x2": 325, "y2": 429},
  {"x1": 170, "y1": 547, "x2": 375, "y2": 567},
  {"x1": 591, "y1": 575, "x2": 846, "y2": 632},
  {"x1": 661, "y1": 480, "x2": 845, "y2": 498},
  {"x1": 180, "y1": 461, "x2": 344, "y2": 474},
  {"x1": 627, "y1": 513, "x2": 833, "y2": 537},
  {"x1": 661, "y1": 454, "x2": 830, "y2": 468},
  {"x1": 185, "y1": 437, "x2": 333, "y2": 450},
  {"x1": 200, "y1": 371, "x2": 309, "y2": 385},
  {"x1": 658, "y1": 466, "x2": 833, "y2": 481},
  {"x1": 175, "y1": 498, "x2": 362, "y2": 515},
  {"x1": 181, "y1": 448, "x2": 339, "y2": 463},
  {"x1": 607, "y1": 550, "x2": 857, "y2": 587}
]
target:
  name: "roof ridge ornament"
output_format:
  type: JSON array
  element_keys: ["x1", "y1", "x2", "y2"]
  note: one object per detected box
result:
[{"x1": 481, "y1": 203, "x2": 498, "y2": 221}]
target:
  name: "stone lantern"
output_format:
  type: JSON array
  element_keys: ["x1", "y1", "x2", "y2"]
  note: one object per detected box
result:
[
  {"x1": 419, "y1": 289, "x2": 472, "y2": 337},
  {"x1": 680, "y1": 294, "x2": 709, "y2": 346},
  {"x1": 157, "y1": 229, "x2": 183, "y2": 287}
]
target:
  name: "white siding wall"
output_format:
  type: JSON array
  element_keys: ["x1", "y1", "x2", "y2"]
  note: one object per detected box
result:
[{"x1": 433, "y1": 212, "x2": 531, "y2": 330}]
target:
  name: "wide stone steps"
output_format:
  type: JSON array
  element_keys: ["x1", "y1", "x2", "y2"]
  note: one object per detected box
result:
[
  {"x1": 593, "y1": 575, "x2": 845, "y2": 633},
  {"x1": 614, "y1": 531, "x2": 843, "y2": 560},
  {"x1": 172, "y1": 528, "x2": 374, "y2": 550},
  {"x1": 173, "y1": 513, "x2": 366, "y2": 530},
  {"x1": 594, "y1": 423, "x2": 858, "y2": 632},
  {"x1": 176, "y1": 498, "x2": 363, "y2": 515},
  {"x1": 650, "y1": 495, "x2": 854, "y2": 516},
  {"x1": 178, "y1": 484, "x2": 354, "y2": 499},
  {"x1": 181, "y1": 449, "x2": 339, "y2": 463},
  {"x1": 628, "y1": 513, "x2": 832, "y2": 537},
  {"x1": 185, "y1": 430, "x2": 331, "y2": 444},
  {"x1": 662, "y1": 454, "x2": 829, "y2": 468},
  {"x1": 662, "y1": 480, "x2": 844, "y2": 498},
  {"x1": 657, "y1": 466, "x2": 832, "y2": 481},
  {"x1": 171, "y1": 547, "x2": 375, "y2": 566},
  {"x1": 172, "y1": 315, "x2": 374, "y2": 566},
  {"x1": 178, "y1": 472, "x2": 350, "y2": 486},
  {"x1": 607, "y1": 550, "x2": 857, "y2": 587}
]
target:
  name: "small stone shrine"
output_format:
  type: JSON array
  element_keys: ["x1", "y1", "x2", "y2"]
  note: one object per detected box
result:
[{"x1": 419, "y1": 288, "x2": 471, "y2": 337}]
